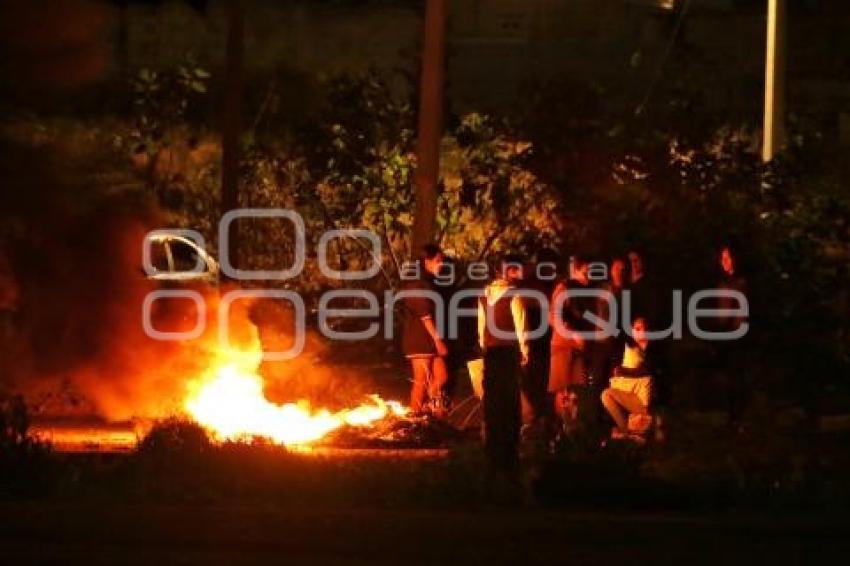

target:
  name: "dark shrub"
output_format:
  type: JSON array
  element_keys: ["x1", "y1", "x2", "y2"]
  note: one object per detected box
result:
[{"x1": 0, "y1": 393, "x2": 56, "y2": 497}]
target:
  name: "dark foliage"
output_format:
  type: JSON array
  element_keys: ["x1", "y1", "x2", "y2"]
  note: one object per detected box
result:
[{"x1": 0, "y1": 394, "x2": 56, "y2": 497}]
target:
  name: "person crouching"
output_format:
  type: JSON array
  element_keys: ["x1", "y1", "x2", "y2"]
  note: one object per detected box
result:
[
  {"x1": 601, "y1": 317, "x2": 654, "y2": 441},
  {"x1": 477, "y1": 255, "x2": 529, "y2": 473}
]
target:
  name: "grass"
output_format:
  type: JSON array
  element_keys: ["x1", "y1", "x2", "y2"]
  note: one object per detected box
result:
[
  {"x1": 3, "y1": 415, "x2": 850, "y2": 563},
  {"x1": 2, "y1": 414, "x2": 848, "y2": 514}
]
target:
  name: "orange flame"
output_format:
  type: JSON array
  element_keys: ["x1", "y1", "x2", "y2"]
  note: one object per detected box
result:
[{"x1": 183, "y1": 339, "x2": 407, "y2": 446}]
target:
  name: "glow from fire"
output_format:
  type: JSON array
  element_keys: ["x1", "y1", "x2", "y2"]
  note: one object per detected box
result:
[{"x1": 183, "y1": 340, "x2": 407, "y2": 446}]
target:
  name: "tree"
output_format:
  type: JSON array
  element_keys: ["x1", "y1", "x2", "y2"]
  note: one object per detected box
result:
[
  {"x1": 221, "y1": 0, "x2": 244, "y2": 272},
  {"x1": 411, "y1": 0, "x2": 447, "y2": 257}
]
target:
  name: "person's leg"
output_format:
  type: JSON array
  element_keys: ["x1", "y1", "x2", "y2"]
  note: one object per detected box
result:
[
  {"x1": 521, "y1": 337, "x2": 548, "y2": 424},
  {"x1": 467, "y1": 358, "x2": 484, "y2": 400},
  {"x1": 618, "y1": 389, "x2": 650, "y2": 437},
  {"x1": 570, "y1": 347, "x2": 588, "y2": 387},
  {"x1": 552, "y1": 389, "x2": 569, "y2": 423},
  {"x1": 548, "y1": 348, "x2": 569, "y2": 393},
  {"x1": 601, "y1": 388, "x2": 646, "y2": 432},
  {"x1": 504, "y1": 352, "x2": 521, "y2": 471},
  {"x1": 409, "y1": 357, "x2": 430, "y2": 413},
  {"x1": 428, "y1": 355, "x2": 448, "y2": 398},
  {"x1": 548, "y1": 348, "x2": 569, "y2": 429},
  {"x1": 537, "y1": 332, "x2": 554, "y2": 425},
  {"x1": 601, "y1": 388, "x2": 627, "y2": 432},
  {"x1": 574, "y1": 383, "x2": 600, "y2": 435},
  {"x1": 566, "y1": 349, "x2": 589, "y2": 431},
  {"x1": 427, "y1": 355, "x2": 449, "y2": 415},
  {"x1": 588, "y1": 344, "x2": 606, "y2": 424},
  {"x1": 520, "y1": 388, "x2": 535, "y2": 426},
  {"x1": 615, "y1": 388, "x2": 648, "y2": 415},
  {"x1": 484, "y1": 348, "x2": 520, "y2": 472},
  {"x1": 483, "y1": 350, "x2": 499, "y2": 463},
  {"x1": 587, "y1": 339, "x2": 604, "y2": 383}
]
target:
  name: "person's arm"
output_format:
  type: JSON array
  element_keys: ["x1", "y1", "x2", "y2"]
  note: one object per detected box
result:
[
  {"x1": 548, "y1": 282, "x2": 566, "y2": 329},
  {"x1": 557, "y1": 282, "x2": 587, "y2": 348},
  {"x1": 407, "y1": 282, "x2": 447, "y2": 356},
  {"x1": 511, "y1": 294, "x2": 529, "y2": 365},
  {"x1": 549, "y1": 281, "x2": 568, "y2": 344},
  {"x1": 421, "y1": 316, "x2": 448, "y2": 357}
]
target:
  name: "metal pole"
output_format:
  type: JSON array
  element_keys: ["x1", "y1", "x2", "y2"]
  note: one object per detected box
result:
[{"x1": 762, "y1": 0, "x2": 787, "y2": 163}]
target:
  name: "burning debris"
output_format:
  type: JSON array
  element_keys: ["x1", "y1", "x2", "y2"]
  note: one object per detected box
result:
[
  {"x1": 183, "y1": 342, "x2": 409, "y2": 447},
  {"x1": 179, "y1": 303, "x2": 464, "y2": 449},
  {"x1": 171, "y1": 289, "x2": 422, "y2": 448},
  {"x1": 320, "y1": 413, "x2": 465, "y2": 450},
  {"x1": 0, "y1": 141, "x2": 464, "y2": 452}
]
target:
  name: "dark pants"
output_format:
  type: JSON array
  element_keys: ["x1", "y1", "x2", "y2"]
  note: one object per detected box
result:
[
  {"x1": 483, "y1": 346, "x2": 521, "y2": 472},
  {"x1": 522, "y1": 330, "x2": 550, "y2": 423}
]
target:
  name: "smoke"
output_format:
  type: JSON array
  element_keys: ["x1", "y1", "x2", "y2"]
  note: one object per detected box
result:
[
  {"x1": 0, "y1": 142, "x2": 380, "y2": 422},
  {"x1": 0, "y1": 141, "x2": 185, "y2": 419},
  {"x1": 251, "y1": 300, "x2": 374, "y2": 410},
  {"x1": 0, "y1": 0, "x2": 112, "y2": 91}
]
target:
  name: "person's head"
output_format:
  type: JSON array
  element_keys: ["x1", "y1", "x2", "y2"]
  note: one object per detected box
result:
[
  {"x1": 610, "y1": 257, "x2": 627, "y2": 288},
  {"x1": 627, "y1": 250, "x2": 644, "y2": 282},
  {"x1": 632, "y1": 317, "x2": 648, "y2": 346},
  {"x1": 720, "y1": 245, "x2": 735, "y2": 276},
  {"x1": 501, "y1": 253, "x2": 524, "y2": 283},
  {"x1": 421, "y1": 243, "x2": 444, "y2": 276}
]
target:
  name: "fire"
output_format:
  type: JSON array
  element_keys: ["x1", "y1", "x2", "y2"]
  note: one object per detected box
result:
[{"x1": 183, "y1": 341, "x2": 407, "y2": 446}]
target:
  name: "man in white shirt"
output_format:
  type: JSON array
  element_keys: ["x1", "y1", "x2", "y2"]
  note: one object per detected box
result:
[{"x1": 477, "y1": 255, "x2": 529, "y2": 473}]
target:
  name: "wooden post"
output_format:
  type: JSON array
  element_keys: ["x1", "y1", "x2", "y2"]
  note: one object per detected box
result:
[
  {"x1": 222, "y1": 0, "x2": 244, "y2": 271},
  {"x1": 762, "y1": 0, "x2": 787, "y2": 163},
  {"x1": 411, "y1": 0, "x2": 447, "y2": 256}
]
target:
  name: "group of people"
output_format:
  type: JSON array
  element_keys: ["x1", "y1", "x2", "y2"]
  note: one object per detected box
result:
[{"x1": 400, "y1": 243, "x2": 746, "y2": 472}]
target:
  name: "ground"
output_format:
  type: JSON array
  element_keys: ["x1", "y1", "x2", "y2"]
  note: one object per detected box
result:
[
  {"x1": 8, "y1": 332, "x2": 850, "y2": 565},
  {"x1": 1, "y1": 502, "x2": 848, "y2": 564}
]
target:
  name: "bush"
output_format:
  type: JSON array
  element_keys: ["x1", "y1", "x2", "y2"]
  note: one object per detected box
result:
[
  {"x1": 0, "y1": 393, "x2": 56, "y2": 497},
  {"x1": 136, "y1": 417, "x2": 212, "y2": 461}
]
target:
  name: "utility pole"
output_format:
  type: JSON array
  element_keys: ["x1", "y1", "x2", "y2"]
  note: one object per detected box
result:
[
  {"x1": 222, "y1": 0, "x2": 244, "y2": 272},
  {"x1": 411, "y1": 0, "x2": 447, "y2": 256},
  {"x1": 762, "y1": 0, "x2": 787, "y2": 163}
]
